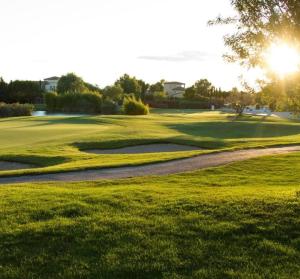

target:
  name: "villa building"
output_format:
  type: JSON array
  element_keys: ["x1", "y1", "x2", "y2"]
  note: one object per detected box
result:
[
  {"x1": 43, "y1": 76, "x2": 60, "y2": 92},
  {"x1": 164, "y1": 81, "x2": 185, "y2": 98}
]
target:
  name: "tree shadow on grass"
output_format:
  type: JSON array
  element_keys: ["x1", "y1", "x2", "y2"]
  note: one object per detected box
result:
[
  {"x1": 166, "y1": 121, "x2": 300, "y2": 140},
  {"x1": 0, "y1": 154, "x2": 69, "y2": 167},
  {"x1": 0, "y1": 206, "x2": 299, "y2": 279}
]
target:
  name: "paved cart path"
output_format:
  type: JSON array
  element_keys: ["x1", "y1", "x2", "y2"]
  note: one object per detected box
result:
[{"x1": 1, "y1": 145, "x2": 300, "y2": 184}]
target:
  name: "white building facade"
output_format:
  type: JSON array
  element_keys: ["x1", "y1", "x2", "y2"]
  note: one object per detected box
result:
[
  {"x1": 43, "y1": 76, "x2": 60, "y2": 92},
  {"x1": 164, "y1": 81, "x2": 185, "y2": 98}
]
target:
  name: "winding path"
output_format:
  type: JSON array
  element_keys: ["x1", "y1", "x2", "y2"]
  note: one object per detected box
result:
[{"x1": 0, "y1": 145, "x2": 300, "y2": 184}]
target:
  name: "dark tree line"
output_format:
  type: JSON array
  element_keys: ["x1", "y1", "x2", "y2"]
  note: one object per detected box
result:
[
  {"x1": 0, "y1": 73, "x2": 232, "y2": 111},
  {"x1": 0, "y1": 78, "x2": 43, "y2": 104}
]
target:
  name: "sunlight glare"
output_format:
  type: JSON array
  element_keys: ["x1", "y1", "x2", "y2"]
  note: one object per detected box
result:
[{"x1": 265, "y1": 43, "x2": 300, "y2": 77}]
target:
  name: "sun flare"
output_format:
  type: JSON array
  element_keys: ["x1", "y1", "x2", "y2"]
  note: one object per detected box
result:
[{"x1": 265, "y1": 43, "x2": 300, "y2": 77}]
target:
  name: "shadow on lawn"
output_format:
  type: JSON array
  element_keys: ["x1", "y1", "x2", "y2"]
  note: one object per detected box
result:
[
  {"x1": 166, "y1": 121, "x2": 300, "y2": 139},
  {"x1": 0, "y1": 202, "x2": 299, "y2": 279},
  {"x1": 32, "y1": 116, "x2": 113, "y2": 125},
  {"x1": 74, "y1": 137, "x2": 228, "y2": 150},
  {"x1": 0, "y1": 154, "x2": 69, "y2": 167}
]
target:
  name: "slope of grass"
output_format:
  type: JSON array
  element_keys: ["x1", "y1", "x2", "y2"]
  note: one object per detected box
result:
[
  {"x1": 0, "y1": 153, "x2": 300, "y2": 278},
  {"x1": 1, "y1": 110, "x2": 300, "y2": 177}
]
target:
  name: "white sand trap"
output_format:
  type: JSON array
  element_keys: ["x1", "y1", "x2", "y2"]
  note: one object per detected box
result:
[
  {"x1": 2, "y1": 145, "x2": 300, "y2": 184},
  {"x1": 86, "y1": 144, "x2": 202, "y2": 154},
  {"x1": 0, "y1": 161, "x2": 33, "y2": 171}
]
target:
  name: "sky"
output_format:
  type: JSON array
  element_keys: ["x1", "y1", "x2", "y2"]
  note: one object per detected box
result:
[{"x1": 0, "y1": 0, "x2": 259, "y2": 90}]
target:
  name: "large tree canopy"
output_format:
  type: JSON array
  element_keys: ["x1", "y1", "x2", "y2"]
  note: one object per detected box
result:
[
  {"x1": 103, "y1": 85, "x2": 124, "y2": 101},
  {"x1": 184, "y1": 79, "x2": 227, "y2": 100},
  {"x1": 210, "y1": 0, "x2": 300, "y2": 67},
  {"x1": 57, "y1": 73, "x2": 87, "y2": 94},
  {"x1": 114, "y1": 74, "x2": 142, "y2": 97}
]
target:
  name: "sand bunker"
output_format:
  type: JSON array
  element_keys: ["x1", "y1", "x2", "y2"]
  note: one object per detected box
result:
[
  {"x1": 0, "y1": 161, "x2": 33, "y2": 171},
  {"x1": 2, "y1": 145, "x2": 300, "y2": 184},
  {"x1": 86, "y1": 143, "x2": 202, "y2": 154}
]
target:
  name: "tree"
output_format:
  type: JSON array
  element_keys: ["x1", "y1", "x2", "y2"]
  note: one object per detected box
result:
[
  {"x1": 153, "y1": 91, "x2": 167, "y2": 101},
  {"x1": 227, "y1": 88, "x2": 255, "y2": 115},
  {"x1": 287, "y1": 85, "x2": 300, "y2": 115},
  {"x1": 137, "y1": 79, "x2": 149, "y2": 100},
  {"x1": 0, "y1": 78, "x2": 8, "y2": 102},
  {"x1": 184, "y1": 79, "x2": 217, "y2": 101},
  {"x1": 6, "y1": 80, "x2": 43, "y2": 103},
  {"x1": 184, "y1": 86, "x2": 196, "y2": 99},
  {"x1": 103, "y1": 85, "x2": 124, "y2": 101},
  {"x1": 209, "y1": 0, "x2": 300, "y2": 67},
  {"x1": 115, "y1": 74, "x2": 142, "y2": 97},
  {"x1": 149, "y1": 80, "x2": 165, "y2": 94},
  {"x1": 259, "y1": 80, "x2": 287, "y2": 111},
  {"x1": 194, "y1": 79, "x2": 214, "y2": 97},
  {"x1": 257, "y1": 73, "x2": 300, "y2": 113},
  {"x1": 57, "y1": 73, "x2": 87, "y2": 94},
  {"x1": 210, "y1": 1, "x2": 300, "y2": 112},
  {"x1": 84, "y1": 82, "x2": 101, "y2": 93}
]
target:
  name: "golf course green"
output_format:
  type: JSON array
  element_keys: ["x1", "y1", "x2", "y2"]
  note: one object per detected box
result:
[
  {"x1": 0, "y1": 109, "x2": 300, "y2": 278},
  {"x1": 1, "y1": 110, "x2": 300, "y2": 177}
]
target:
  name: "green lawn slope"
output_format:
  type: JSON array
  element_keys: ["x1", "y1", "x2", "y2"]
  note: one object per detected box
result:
[
  {"x1": 0, "y1": 153, "x2": 300, "y2": 278},
  {"x1": 1, "y1": 110, "x2": 300, "y2": 177}
]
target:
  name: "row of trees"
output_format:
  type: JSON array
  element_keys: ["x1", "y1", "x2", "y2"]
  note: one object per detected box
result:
[
  {"x1": 51, "y1": 74, "x2": 233, "y2": 110},
  {"x1": 0, "y1": 74, "x2": 149, "y2": 105},
  {"x1": 3, "y1": 71, "x2": 300, "y2": 116},
  {"x1": 44, "y1": 73, "x2": 149, "y2": 115},
  {"x1": 0, "y1": 73, "x2": 257, "y2": 115},
  {"x1": 0, "y1": 78, "x2": 43, "y2": 103}
]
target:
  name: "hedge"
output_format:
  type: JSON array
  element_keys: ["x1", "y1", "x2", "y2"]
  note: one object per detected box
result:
[
  {"x1": 45, "y1": 92, "x2": 102, "y2": 114},
  {"x1": 0, "y1": 102, "x2": 34, "y2": 117},
  {"x1": 145, "y1": 98, "x2": 224, "y2": 109}
]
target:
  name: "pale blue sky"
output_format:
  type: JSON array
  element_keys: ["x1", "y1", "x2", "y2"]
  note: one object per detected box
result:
[{"x1": 0, "y1": 0, "x2": 257, "y2": 89}]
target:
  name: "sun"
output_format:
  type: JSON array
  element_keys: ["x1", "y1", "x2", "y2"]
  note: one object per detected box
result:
[{"x1": 264, "y1": 42, "x2": 300, "y2": 77}]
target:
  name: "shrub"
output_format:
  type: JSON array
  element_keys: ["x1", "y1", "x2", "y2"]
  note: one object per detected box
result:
[
  {"x1": 0, "y1": 102, "x2": 34, "y2": 117},
  {"x1": 44, "y1": 92, "x2": 102, "y2": 114},
  {"x1": 153, "y1": 91, "x2": 167, "y2": 101},
  {"x1": 44, "y1": 92, "x2": 58, "y2": 112},
  {"x1": 123, "y1": 96, "x2": 149, "y2": 115},
  {"x1": 102, "y1": 99, "x2": 119, "y2": 114}
]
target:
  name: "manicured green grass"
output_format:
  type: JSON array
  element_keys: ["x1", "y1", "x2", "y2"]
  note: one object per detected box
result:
[
  {"x1": 1, "y1": 109, "x2": 300, "y2": 177},
  {"x1": 1, "y1": 153, "x2": 300, "y2": 278}
]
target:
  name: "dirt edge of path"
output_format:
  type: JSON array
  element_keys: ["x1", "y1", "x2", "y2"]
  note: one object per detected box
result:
[{"x1": 1, "y1": 145, "x2": 300, "y2": 184}]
